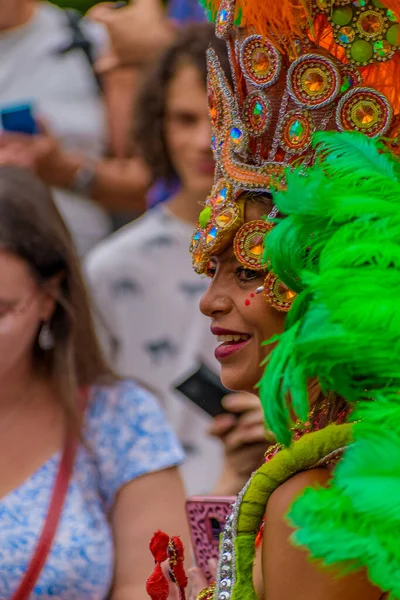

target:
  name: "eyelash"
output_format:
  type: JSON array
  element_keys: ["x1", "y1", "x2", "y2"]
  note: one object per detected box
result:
[
  {"x1": 234, "y1": 266, "x2": 262, "y2": 282},
  {"x1": 205, "y1": 263, "x2": 262, "y2": 282}
]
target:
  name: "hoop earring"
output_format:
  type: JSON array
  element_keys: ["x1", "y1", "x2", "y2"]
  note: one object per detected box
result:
[{"x1": 38, "y1": 322, "x2": 55, "y2": 351}]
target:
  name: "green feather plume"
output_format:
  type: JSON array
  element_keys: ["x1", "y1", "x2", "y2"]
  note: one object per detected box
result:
[
  {"x1": 197, "y1": 0, "x2": 219, "y2": 21},
  {"x1": 259, "y1": 131, "x2": 400, "y2": 597}
]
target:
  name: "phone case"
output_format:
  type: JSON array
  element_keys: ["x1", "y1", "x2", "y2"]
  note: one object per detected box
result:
[
  {"x1": 175, "y1": 363, "x2": 230, "y2": 418},
  {"x1": 186, "y1": 496, "x2": 236, "y2": 583}
]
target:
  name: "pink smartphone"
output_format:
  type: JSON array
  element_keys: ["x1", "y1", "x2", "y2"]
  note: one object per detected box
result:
[{"x1": 186, "y1": 496, "x2": 236, "y2": 583}]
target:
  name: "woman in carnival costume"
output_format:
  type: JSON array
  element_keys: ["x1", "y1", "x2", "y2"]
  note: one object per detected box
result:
[{"x1": 146, "y1": 0, "x2": 400, "y2": 598}]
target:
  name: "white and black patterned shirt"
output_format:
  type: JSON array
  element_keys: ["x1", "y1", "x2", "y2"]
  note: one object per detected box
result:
[{"x1": 85, "y1": 206, "x2": 224, "y2": 495}]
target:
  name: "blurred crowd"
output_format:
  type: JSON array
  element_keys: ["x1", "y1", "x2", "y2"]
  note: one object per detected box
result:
[{"x1": 0, "y1": 1, "x2": 271, "y2": 598}]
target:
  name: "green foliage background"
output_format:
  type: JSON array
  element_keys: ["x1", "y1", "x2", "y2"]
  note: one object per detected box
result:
[{"x1": 49, "y1": 0, "x2": 101, "y2": 13}]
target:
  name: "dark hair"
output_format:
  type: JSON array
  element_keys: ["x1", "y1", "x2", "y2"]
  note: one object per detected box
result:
[
  {"x1": 0, "y1": 167, "x2": 115, "y2": 424},
  {"x1": 134, "y1": 23, "x2": 232, "y2": 182}
]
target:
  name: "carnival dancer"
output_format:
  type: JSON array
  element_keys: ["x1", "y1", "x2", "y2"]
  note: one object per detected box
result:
[{"x1": 146, "y1": 0, "x2": 400, "y2": 598}]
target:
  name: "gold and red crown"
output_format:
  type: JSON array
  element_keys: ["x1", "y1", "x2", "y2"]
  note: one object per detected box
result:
[{"x1": 191, "y1": 0, "x2": 400, "y2": 278}]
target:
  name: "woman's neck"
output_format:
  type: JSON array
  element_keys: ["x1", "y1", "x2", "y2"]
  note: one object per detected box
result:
[{"x1": 0, "y1": 362, "x2": 44, "y2": 413}]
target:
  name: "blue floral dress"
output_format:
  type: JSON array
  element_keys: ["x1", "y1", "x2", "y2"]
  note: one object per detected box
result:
[{"x1": 0, "y1": 381, "x2": 184, "y2": 599}]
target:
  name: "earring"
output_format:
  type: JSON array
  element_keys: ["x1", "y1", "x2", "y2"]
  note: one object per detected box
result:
[{"x1": 38, "y1": 322, "x2": 55, "y2": 351}]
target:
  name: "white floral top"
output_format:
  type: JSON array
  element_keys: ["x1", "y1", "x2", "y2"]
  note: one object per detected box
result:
[{"x1": 0, "y1": 381, "x2": 184, "y2": 599}]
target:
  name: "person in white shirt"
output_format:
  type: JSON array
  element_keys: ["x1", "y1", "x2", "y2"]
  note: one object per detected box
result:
[{"x1": 85, "y1": 24, "x2": 227, "y2": 495}]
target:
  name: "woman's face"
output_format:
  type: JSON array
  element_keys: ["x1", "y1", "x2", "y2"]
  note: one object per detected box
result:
[
  {"x1": 164, "y1": 62, "x2": 215, "y2": 196},
  {"x1": 200, "y1": 202, "x2": 286, "y2": 393},
  {"x1": 0, "y1": 250, "x2": 55, "y2": 381}
]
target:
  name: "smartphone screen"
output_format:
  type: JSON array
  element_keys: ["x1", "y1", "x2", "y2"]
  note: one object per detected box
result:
[{"x1": 1, "y1": 104, "x2": 37, "y2": 135}]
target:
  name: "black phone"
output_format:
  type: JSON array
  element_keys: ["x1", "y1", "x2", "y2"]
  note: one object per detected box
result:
[{"x1": 174, "y1": 363, "x2": 230, "y2": 418}]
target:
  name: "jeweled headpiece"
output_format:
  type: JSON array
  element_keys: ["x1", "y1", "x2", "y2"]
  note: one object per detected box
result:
[{"x1": 190, "y1": 0, "x2": 400, "y2": 311}]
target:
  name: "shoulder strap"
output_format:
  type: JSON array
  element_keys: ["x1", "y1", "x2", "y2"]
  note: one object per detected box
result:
[
  {"x1": 11, "y1": 387, "x2": 89, "y2": 600},
  {"x1": 58, "y1": 9, "x2": 102, "y2": 93}
]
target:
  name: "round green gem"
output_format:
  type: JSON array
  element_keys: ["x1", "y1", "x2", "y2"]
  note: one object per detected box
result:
[
  {"x1": 374, "y1": 39, "x2": 392, "y2": 56},
  {"x1": 387, "y1": 24, "x2": 400, "y2": 45},
  {"x1": 199, "y1": 206, "x2": 212, "y2": 229},
  {"x1": 332, "y1": 6, "x2": 354, "y2": 26},
  {"x1": 350, "y1": 39, "x2": 373, "y2": 62},
  {"x1": 387, "y1": 9, "x2": 398, "y2": 22},
  {"x1": 288, "y1": 119, "x2": 305, "y2": 143}
]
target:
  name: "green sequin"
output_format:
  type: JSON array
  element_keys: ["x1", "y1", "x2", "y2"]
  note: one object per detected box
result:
[
  {"x1": 341, "y1": 75, "x2": 352, "y2": 93},
  {"x1": 199, "y1": 206, "x2": 212, "y2": 229}
]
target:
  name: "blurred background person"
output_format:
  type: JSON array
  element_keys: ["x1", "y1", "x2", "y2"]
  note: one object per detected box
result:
[
  {"x1": 0, "y1": 0, "x2": 151, "y2": 256},
  {"x1": 86, "y1": 24, "x2": 269, "y2": 496},
  {"x1": 0, "y1": 166, "x2": 188, "y2": 599},
  {"x1": 86, "y1": 24, "x2": 224, "y2": 495}
]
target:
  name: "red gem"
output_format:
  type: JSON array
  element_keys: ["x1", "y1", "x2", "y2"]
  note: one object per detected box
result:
[{"x1": 245, "y1": 299, "x2": 251, "y2": 306}]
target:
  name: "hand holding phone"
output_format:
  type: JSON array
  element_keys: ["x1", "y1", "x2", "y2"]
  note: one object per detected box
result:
[{"x1": 0, "y1": 103, "x2": 37, "y2": 136}]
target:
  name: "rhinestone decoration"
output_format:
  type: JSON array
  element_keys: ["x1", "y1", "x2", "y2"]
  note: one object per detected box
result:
[
  {"x1": 230, "y1": 126, "x2": 244, "y2": 144},
  {"x1": 374, "y1": 39, "x2": 392, "y2": 55},
  {"x1": 356, "y1": 9, "x2": 386, "y2": 39},
  {"x1": 234, "y1": 220, "x2": 273, "y2": 269},
  {"x1": 243, "y1": 91, "x2": 272, "y2": 136},
  {"x1": 263, "y1": 271, "x2": 297, "y2": 312},
  {"x1": 278, "y1": 110, "x2": 315, "y2": 154},
  {"x1": 216, "y1": 207, "x2": 236, "y2": 228},
  {"x1": 339, "y1": 25, "x2": 356, "y2": 43},
  {"x1": 190, "y1": 1, "x2": 398, "y2": 287},
  {"x1": 206, "y1": 226, "x2": 218, "y2": 246},
  {"x1": 287, "y1": 54, "x2": 341, "y2": 109},
  {"x1": 340, "y1": 65, "x2": 363, "y2": 93},
  {"x1": 337, "y1": 86, "x2": 393, "y2": 137},
  {"x1": 190, "y1": 178, "x2": 244, "y2": 275},
  {"x1": 216, "y1": 0, "x2": 236, "y2": 39},
  {"x1": 327, "y1": 0, "x2": 400, "y2": 65},
  {"x1": 229, "y1": 121, "x2": 249, "y2": 154},
  {"x1": 240, "y1": 35, "x2": 282, "y2": 88},
  {"x1": 207, "y1": 80, "x2": 224, "y2": 129}
]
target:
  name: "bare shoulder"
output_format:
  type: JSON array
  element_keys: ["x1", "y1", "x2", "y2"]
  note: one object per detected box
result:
[
  {"x1": 267, "y1": 467, "x2": 331, "y2": 516},
  {"x1": 262, "y1": 468, "x2": 382, "y2": 600}
]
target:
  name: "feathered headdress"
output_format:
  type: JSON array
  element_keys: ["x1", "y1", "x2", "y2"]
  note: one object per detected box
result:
[
  {"x1": 190, "y1": 0, "x2": 400, "y2": 277},
  {"x1": 260, "y1": 131, "x2": 400, "y2": 597}
]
